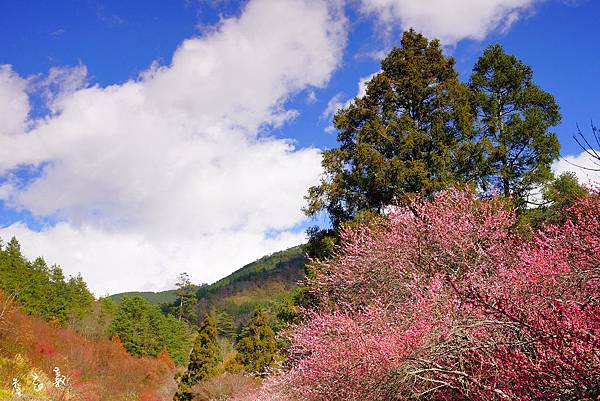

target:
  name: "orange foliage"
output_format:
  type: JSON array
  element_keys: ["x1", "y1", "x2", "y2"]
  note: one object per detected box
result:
[
  {"x1": 156, "y1": 347, "x2": 175, "y2": 370},
  {"x1": 0, "y1": 291, "x2": 177, "y2": 400}
]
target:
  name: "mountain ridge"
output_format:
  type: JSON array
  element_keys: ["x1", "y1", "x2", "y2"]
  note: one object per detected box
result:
[{"x1": 109, "y1": 245, "x2": 307, "y2": 318}]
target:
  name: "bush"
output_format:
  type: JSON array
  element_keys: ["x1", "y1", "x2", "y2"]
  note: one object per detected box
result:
[{"x1": 190, "y1": 372, "x2": 261, "y2": 401}]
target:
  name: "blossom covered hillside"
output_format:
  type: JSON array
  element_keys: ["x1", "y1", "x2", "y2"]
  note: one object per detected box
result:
[{"x1": 260, "y1": 189, "x2": 600, "y2": 400}]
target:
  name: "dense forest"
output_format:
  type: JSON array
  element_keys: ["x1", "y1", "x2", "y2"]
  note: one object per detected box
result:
[{"x1": 1, "y1": 29, "x2": 598, "y2": 400}]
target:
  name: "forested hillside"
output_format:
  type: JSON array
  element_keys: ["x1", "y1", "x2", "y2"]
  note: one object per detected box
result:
[
  {"x1": 110, "y1": 290, "x2": 178, "y2": 305},
  {"x1": 192, "y1": 245, "x2": 306, "y2": 328},
  {"x1": 0, "y1": 241, "x2": 181, "y2": 400},
  {"x1": 111, "y1": 245, "x2": 306, "y2": 329}
]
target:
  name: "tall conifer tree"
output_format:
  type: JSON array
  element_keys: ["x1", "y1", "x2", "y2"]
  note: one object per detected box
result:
[
  {"x1": 235, "y1": 307, "x2": 277, "y2": 376},
  {"x1": 175, "y1": 313, "x2": 221, "y2": 400},
  {"x1": 470, "y1": 44, "x2": 561, "y2": 206},
  {"x1": 304, "y1": 29, "x2": 475, "y2": 230}
]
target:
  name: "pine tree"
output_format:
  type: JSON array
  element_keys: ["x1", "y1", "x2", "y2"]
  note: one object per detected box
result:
[
  {"x1": 175, "y1": 313, "x2": 221, "y2": 400},
  {"x1": 235, "y1": 307, "x2": 277, "y2": 376},
  {"x1": 470, "y1": 44, "x2": 561, "y2": 207}
]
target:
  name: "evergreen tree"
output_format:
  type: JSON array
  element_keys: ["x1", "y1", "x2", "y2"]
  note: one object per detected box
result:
[
  {"x1": 108, "y1": 295, "x2": 192, "y2": 366},
  {"x1": 0, "y1": 236, "x2": 94, "y2": 325},
  {"x1": 65, "y1": 274, "x2": 94, "y2": 322},
  {"x1": 235, "y1": 307, "x2": 277, "y2": 376},
  {"x1": 525, "y1": 172, "x2": 588, "y2": 227},
  {"x1": 108, "y1": 295, "x2": 162, "y2": 357},
  {"x1": 175, "y1": 313, "x2": 221, "y2": 401},
  {"x1": 304, "y1": 29, "x2": 476, "y2": 230},
  {"x1": 174, "y1": 272, "x2": 197, "y2": 323},
  {"x1": 470, "y1": 44, "x2": 561, "y2": 207},
  {"x1": 216, "y1": 310, "x2": 236, "y2": 339},
  {"x1": 96, "y1": 296, "x2": 117, "y2": 333}
]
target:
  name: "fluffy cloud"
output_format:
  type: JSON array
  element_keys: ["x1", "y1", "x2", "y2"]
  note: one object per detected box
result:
[
  {"x1": 0, "y1": 65, "x2": 29, "y2": 136},
  {"x1": 0, "y1": 0, "x2": 347, "y2": 294},
  {"x1": 553, "y1": 150, "x2": 600, "y2": 186},
  {"x1": 358, "y1": 0, "x2": 542, "y2": 44}
]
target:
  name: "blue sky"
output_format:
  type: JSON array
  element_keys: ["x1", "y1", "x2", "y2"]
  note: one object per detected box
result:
[{"x1": 0, "y1": 0, "x2": 598, "y2": 294}]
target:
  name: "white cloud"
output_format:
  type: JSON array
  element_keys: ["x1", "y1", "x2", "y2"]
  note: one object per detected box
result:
[
  {"x1": 306, "y1": 90, "x2": 318, "y2": 104},
  {"x1": 322, "y1": 93, "x2": 345, "y2": 119},
  {"x1": 357, "y1": 0, "x2": 542, "y2": 44},
  {"x1": 355, "y1": 72, "x2": 378, "y2": 98},
  {"x1": 38, "y1": 65, "x2": 88, "y2": 114},
  {"x1": 553, "y1": 151, "x2": 600, "y2": 187},
  {"x1": 0, "y1": 65, "x2": 29, "y2": 136},
  {"x1": 0, "y1": 0, "x2": 347, "y2": 295}
]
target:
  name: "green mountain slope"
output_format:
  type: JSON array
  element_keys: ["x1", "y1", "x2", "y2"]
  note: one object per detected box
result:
[
  {"x1": 110, "y1": 290, "x2": 178, "y2": 305},
  {"x1": 110, "y1": 245, "x2": 307, "y2": 327},
  {"x1": 195, "y1": 245, "x2": 306, "y2": 325}
]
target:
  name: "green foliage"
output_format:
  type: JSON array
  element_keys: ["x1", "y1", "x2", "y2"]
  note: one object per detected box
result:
[
  {"x1": 0, "y1": 236, "x2": 94, "y2": 325},
  {"x1": 189, "y1": 246, "x2": 306, "y2": 329},
  {"x1": 304, "y1": 33, "x2": 564, "y2": 241},
  {"x1": 107, "y1": 295, "x2": 192, "y2": 366},
  {"x1": 304, "y1": 29, "x2": 476, "y2": 229},
  {"x1": 524, "y1": 172, "x2": 589, "y2": 228},
  {"x1": 305, "y1": 227, "x2": 338, "y2": 260},
  {"x1": 175, "y1": 272, "x2": 198, "y2": 323},
  {"x1": 199, "y1": 245, "x2": 306, "y2": 297},
  {"x1": 216, "y1": 311, "x2": 236, "y2": 340},
  {"x1": 110, "y1": 246, "x2": 306, "y2": 335},
  {"x1": 175, "y1": 314, "x2": 222, "y2": 401},
  {"x1": 234, "y1": 307, "x2": 278, "y2": 376},
  {"x1": 470, "y1": 44, "x2": 561, "y2": 207},
  {"x1": 109, "y1": 290, "x2": 178, "y2": 305}
]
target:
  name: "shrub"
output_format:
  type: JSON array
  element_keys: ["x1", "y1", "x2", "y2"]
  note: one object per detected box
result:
[{"x1": 190, "y1": 372, "x2": 261, "y2": 401}]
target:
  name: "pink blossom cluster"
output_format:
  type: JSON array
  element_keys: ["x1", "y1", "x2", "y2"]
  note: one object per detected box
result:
[{"x1": 260, "y1": 189, "x2": 599, "y2": 400}]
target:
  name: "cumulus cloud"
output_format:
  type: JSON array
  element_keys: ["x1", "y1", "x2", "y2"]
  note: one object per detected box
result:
[
  {"x1": 0, "y1": 65, "x2": 29, "y2": 136},
  {"x1": 0, "y1": 0, "x2": 347, "y2": 294},
  {"x1": 553, "y1": 151, "x2": 600, "y2": 186},
  {"x1": 358, "y1": 0, "x2": 543, "y2": 44}
]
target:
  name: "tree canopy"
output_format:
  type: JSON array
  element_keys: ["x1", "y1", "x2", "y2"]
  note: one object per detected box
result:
[
  {"x1": 235, "y1": 307, "x2": 278, "y2": 376},
  {"x1": 175, "y1": 313, "x2": 221, "y2": 400},
  {"x1": 304, "y1": 29, "x2": 475, "y2": 229},
  {"x1": 305, "y1": 32, "x2": 563, "y2": 239},
  {"x1": 107, "y1": 295, "x2": 192, "y2": 366},
  {"x1": 0, "y1": 236, "x2": 94, "y2": 324},
  {"x1": 470, "y1": 44, "x2": 561, "y2": 206}
]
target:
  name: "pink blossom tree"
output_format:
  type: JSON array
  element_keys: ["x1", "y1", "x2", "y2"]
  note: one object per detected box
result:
[{"x1": 261, "y1": 188, "x2": 599, "y2": 400}]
